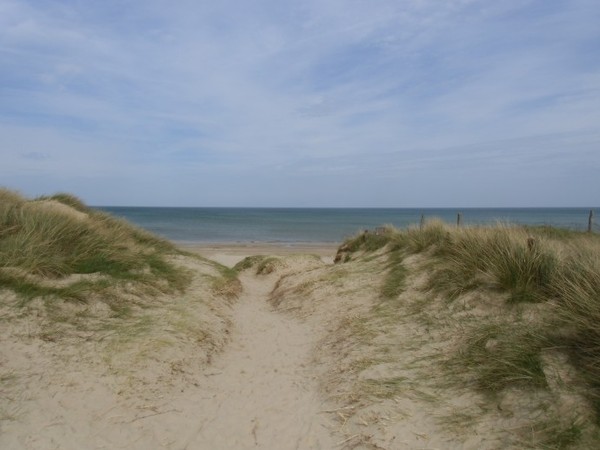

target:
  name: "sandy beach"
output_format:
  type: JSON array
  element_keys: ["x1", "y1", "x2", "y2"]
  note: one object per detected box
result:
[{"x1": 180, "y1": 242, "x2": 339, "y2": 267}]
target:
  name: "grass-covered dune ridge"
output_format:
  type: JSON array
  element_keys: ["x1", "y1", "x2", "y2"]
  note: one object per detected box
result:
[
  {"x1": 0, "y1": 188, "x2": 187, "y2": 295},
  {"x1": 0, "y1": 187, "x2": 239, "y2": 327},
  {"x1": 0, "y1": 188, "x2": 240, "y2": 422},
  {"x1": 254, "y1": 222, "x2": 600, "y2": 447},
  {"x1": 340, "y1": 221, "x2": 600, "y2": 417}
]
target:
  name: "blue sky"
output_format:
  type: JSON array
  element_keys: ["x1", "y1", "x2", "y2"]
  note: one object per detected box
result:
[{"x1": 1, "y1": 0, "x2": 599, "y2": 207}]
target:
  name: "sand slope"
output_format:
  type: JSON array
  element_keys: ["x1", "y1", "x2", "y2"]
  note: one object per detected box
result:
[
  {"x1": 179, "y1": 272, "x2": 334, "y2": 449},
  {"x1": 4, "y1": 243, "x2": 597, "y2": 449},
  {"x1": 0, "y1": 255, "x2": 336, "y2": 450}
]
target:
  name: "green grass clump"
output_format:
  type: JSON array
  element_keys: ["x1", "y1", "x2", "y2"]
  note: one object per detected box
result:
[
  {"x1": 0, "y1": 188, "x2": 190, "y2": 301},
  {"x1": 523, "y1": 225, "x2": 582, "y2": 240},
  {"x1": 210, "y1": 264, "x2": 242, "y2": 300},
  {"x1": 0, "y1": 270, "x2": 110, "y2": 304},
  {"x1": 380, "y1": 250, "x2": 407, "y2": 299},
  {"x1": 234, "y1": 255, "x2": 286, "y2": 275},
  {"x1": 340, "y1": 221, "x2": 560, "y2": 304},
  {"x1": 433, "y1": 226, "x2": 558, "y2": 303},
  {"x1": 554, "y1": 250, "x2": 600, "y2": 415},
  {"x1": 255, "y1": 257, "x2": 283, "y2": 274},
  {"x1": 515, "y1": 417, "x2": 584, "y2": 449},
  {"x1": 342, "y1": 229, "x2": 395, "y2": 253},
  {"x1": 233, "y1": 255, "x2": 266, "y2": 272},
  {"x1": 405, "y1": 219, "x2": 449, "y2": 253},
  {"x1": 456, "y1": 322, "x2": 549, "y2": 392}
]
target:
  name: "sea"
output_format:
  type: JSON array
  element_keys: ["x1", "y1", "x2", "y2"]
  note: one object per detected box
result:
[{"x1": 97, "y1": 207, "x2": 598, "y2": 245}]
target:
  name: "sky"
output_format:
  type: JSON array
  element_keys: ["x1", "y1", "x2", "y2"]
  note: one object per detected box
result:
[{"x1": 1, "y1": 0, "x2": 599, "y2": 207}]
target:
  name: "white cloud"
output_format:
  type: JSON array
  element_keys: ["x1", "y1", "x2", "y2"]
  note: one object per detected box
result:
[{"x1": 0, "y1": 0, "x2": 598, "y2": 205}]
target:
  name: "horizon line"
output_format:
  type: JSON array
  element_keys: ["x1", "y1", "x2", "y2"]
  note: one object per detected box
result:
[{"x1": 94, "y1": 205, "x2": 600, "y2": 210}]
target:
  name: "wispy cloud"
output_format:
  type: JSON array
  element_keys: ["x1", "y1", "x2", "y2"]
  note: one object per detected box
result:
[{"x1": 1, "y1": 0, "x2": 598, "y2": 206}]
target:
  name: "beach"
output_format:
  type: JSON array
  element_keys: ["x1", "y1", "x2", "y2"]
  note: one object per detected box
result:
[{"x1": 180, "y1": 242, "x2": 339, "y2": 266}]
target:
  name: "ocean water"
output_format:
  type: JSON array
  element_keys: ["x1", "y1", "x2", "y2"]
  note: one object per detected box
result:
[{"x1": 98, "y1": 207, "x2": 598, "y2": 244}]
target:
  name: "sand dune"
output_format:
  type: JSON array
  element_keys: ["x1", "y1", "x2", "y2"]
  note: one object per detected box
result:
[{"x1": 3, "y1": 239, "x2": 599, "y2": 449}]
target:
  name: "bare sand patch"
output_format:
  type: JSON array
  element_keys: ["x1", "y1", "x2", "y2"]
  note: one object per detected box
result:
[{"x1": 180, "y1": 242, "x2": 338, "y2": 267}]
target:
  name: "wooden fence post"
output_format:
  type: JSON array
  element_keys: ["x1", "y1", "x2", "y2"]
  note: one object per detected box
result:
[
  {"x1": 420, "y1": 214, "x2": 425, "y2": 230},
  {"x1": 589, "y1": 210, "x2": 594, "y2": 233},
  {"x1": 457, "y1": 212, "x2": 462, "y2": 227}
]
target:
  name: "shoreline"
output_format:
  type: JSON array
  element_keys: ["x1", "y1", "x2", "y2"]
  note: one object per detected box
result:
[{"x1": 178, "y1": 241, "x2": 340, "y2": 267}]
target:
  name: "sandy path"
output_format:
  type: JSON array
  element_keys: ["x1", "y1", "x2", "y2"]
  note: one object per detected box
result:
[
  {"x1": 0, "y1": 261, "x2": 336, "y2": 449},
  {"x1": 180, "y1": 272, "x2": 335, "y2": 450}
]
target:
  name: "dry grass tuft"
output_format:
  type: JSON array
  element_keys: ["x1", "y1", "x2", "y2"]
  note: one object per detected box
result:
[{"x1": 233, "y1": 255, "x2": 287, "y2": 275}]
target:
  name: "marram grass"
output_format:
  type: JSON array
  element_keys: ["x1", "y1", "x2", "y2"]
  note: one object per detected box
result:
[
  {"x1": 554, "y1": 250, "x2": 600, "y2": 414},
  {"x1": 340, "y1": 219, "x2": 600, "y2": 421},
  {"x1": 0, "y1": 188, "x2": 190, "y2": 300}
]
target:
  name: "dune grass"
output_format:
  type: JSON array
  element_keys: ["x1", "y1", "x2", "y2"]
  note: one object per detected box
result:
[
  {"x1": 0, "y1": 188, "x2": 189, "y2": 299},
  {"x1": 0, "y1": 187, "x2": 210, "y2": 348},
  {"x1": 233, "y1": 255, "x2": 286, "y2": 275},
  {"x1": 210, "y1": 264, "x2": 242, "y2": 300},
  {"x1": 0, "y1": 188, "x2": 242, "y2": 389},
  {"x1": 456, "y1": 321, "x2": 549, "y2": 392},
  {"x1": 339, "y1": 220, "x2": 600, "y2": 426},
  {"x1": 554, "y1": 250, "x2": 600, "y2": 415},
  {"x1": 380, "y1": 250, "x2": 407, "y2": 300}
]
